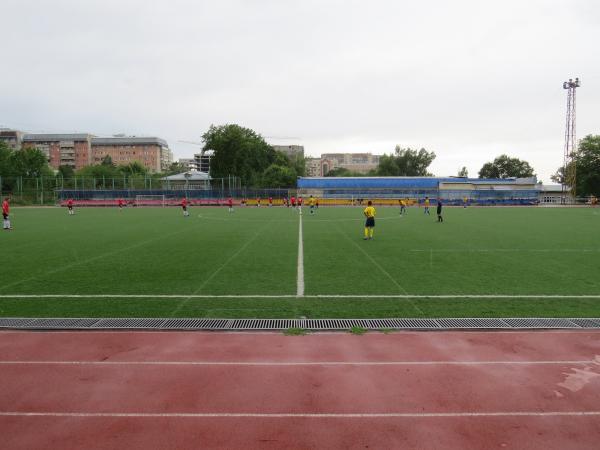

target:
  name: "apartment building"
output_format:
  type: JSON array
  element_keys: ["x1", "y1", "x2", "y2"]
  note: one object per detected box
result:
[
  {"x1": 91, "y1": 137, "x2": 173, "y2": 172},
  {"x1": 22, "y1": 133, "x2": 93, "y2": 170},
  {"x1": 0, "y1": 129, "x2": 25, "y2": 150},
  {"x1": 320, "y1": 153, "x2": 380, "y2": 174}
]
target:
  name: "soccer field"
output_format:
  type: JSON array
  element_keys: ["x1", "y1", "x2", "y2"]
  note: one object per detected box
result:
[{"x1": 1, "y1": 205, "x2": 600, "y2": 318}]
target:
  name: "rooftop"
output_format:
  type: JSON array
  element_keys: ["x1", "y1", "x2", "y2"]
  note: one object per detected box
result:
[
  {"x1": 92, "y1": 137, "x2": 168, "y2": 147},
  {"x1": 23, "y1": 133, "x2": 92, "y2": 142},
  {"x1": 162, "y1": 171, "x2": 210, "y2": 181}
]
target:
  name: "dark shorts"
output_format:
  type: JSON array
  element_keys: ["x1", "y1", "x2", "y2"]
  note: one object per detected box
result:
[
  {"x1": 182, "y1": 206, "x2": 187, "y2": 211},
  {"x1": 68, "y1": 205, "x2": 73, "y2": 210},
  {"x1": 365, "y1": 217, "x2": 375, "y2": 227},
  {"x1": 2, "y1": 213, "x2": 8, "y2": 220}
]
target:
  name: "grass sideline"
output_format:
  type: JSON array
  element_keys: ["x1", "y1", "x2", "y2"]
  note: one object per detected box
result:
[{"x1": 1, "y1": 205, "x2": 599, "y2": 318}]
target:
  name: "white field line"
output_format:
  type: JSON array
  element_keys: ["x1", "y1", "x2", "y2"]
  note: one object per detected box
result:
[
  {"x1": 334, "y1": 226, "x2": 410, "y2": 297},
  {"x1": 0, "y1": 360, "x2": 594, "y2": 366},
  {"x1": 2, "y1": 227, "x2": 196, "y2": 291},
  {"x1": 297, "y1": 213, "x2": 304, "y2": 297},
  {"x1": 1, "y1": 294, "x2": 600, "y2": 299},
  {"x1": 1, "y1": 411, "x2": 600, "y2": 419},
  {"x1": 410, "y1": 249, "x2": 600, "y2": 253},
  {"x1": 169, "y1": 224, "x2": 270, "y2": 317}
]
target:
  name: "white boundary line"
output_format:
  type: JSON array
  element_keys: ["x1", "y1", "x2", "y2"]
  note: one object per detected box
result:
[
  {"x1": 168, "y1": 223, "x2": 270, "y2": 317},
  {"x1": 410, "y1": 249, "x2": 600, "y2": 253},
  {"x1": 297, "y1": 213, "x2": 304, "y2": 297},
  {"x1": 0, "y1": 360, "x2": 593, "y2": 366},
  {"x1": 2, "y1": 294, "x2": 600, "y2": 299},
  {"x1": 1, "y1": 411, "x2": 599, "y2": 418}
]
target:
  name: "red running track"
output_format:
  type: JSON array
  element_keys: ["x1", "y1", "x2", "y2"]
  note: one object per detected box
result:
[{"x1": 0, "y1": 330, "x2": 599, "y2": 449}]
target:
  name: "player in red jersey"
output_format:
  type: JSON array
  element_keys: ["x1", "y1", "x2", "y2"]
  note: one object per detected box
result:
[
  {"x1": 291, "y1": 196, "x2": 296, "y2": 208},
  {"x1": 67, "y1": 198, "x2": 75, "y2": 215},
  {"x1": 2, "y1": 197, "x2": 11, "y2": 230},
  {"x1": 117, "y1": 198, "x2": 125, "y2": 211},
  {"x1": 181, "y1": 197, "x2": 190, "y2": 217},
  {"x1": 268, "y1": 196, "x2": 273, "y2": 207},
  {"x1": 227, "y1": 196, "x2": 234, "y2": 213}
]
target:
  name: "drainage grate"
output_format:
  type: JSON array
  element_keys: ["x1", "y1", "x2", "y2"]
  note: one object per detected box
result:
[
  {"x1": 0, "y1": 317, "x2": 599, "y2": 331},
  {"x1": 502, "y1": 318, "x2": 580, "y2": 329},
  {"x1": 27, "y1": 318, "x2": 101, "y2": 329},
  {"x1": 161, "y1": 319, "x2": 231, "y2": 329},
  {"x1": 0, "y1": 318, "x2": 36, "y2": 328},
  {"x1": 569, "y1": 318, "x2": 600, "y2": 328},
  {"x1": 436, "y1": 318, "x2": 510, "y2": 329},
  {"x1": 230, "y1": 319, "x2": 298, "y2": 330},
  {"x1": 387, "y1": 318, "x2": 440, "y2": 329},
  {"x1": 91, "y1": 318, "x2": 167, "y2": 329}
]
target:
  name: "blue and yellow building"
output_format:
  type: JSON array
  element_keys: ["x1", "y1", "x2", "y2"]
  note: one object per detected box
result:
[{"x1": 297, "y1": 176, "x2": 540, "y2": 205}]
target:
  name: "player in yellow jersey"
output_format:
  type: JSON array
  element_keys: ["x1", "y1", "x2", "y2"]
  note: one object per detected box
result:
[
  {"x1": 363, "y1": 200, "x2": 376, "y2": 240},
  {"x1": 308, "y1": 195, "x2": 316, "y2": 215},
  {"x1": 424, "y1": 196, "x2": 430, "y2": 215}
]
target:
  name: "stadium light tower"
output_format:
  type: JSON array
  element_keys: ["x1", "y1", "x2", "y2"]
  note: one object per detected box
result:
[{"x1": 562, "y1": 77, "x2": 580, "y2": 203}]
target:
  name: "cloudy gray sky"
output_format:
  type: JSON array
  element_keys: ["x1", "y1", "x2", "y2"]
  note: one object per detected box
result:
[{"x1": 1, "y1": 0, "x2": 598, "y2": 181}]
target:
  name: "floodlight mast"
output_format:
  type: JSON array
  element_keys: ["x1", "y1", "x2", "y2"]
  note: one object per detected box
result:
[{"x1": 562, "y1": 77, "x2": 580, "y2": 203}]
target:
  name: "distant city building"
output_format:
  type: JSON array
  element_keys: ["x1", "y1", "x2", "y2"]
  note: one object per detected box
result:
[
  {"x1": 21, "y1": 133, "x2": 173, "y2": 172},
  {"x1": 178, "y1": 158, "x2": 198, "y2": 171},
  {"x1": 304, "y1": 153, "x2": 381, "y2": 176},
  {"x1": 162, "y1": 171, "x2": 211, "y2": 189},
  {"x1": 22, "y1": 133, "x2": 93, "y2": 170},
  {"x1": 91, "y1": 137, "x2": 173, "y2": 172},
  {"x1": 306, "y1": 157, "x2": 335, "y2": 177},
  {"x1": 320, "y1": 153, "x2": 380, "y2": 174},
  {"x1": 194, "y1": 150, "x2": 214, "y2": 174},
  {"x1": 305, "y1": 158, "x2": 321, "y2": 177},
  {"x1": 273, "y1": 145, "x2": 304, "y2": 159},
  {"x1": 0, "y1": 129, "x2": 25, "y2": 150}
]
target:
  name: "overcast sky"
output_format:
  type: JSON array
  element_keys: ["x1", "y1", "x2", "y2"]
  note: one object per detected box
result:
[{"x1": 1, "y1": 0, "x2": 598, "y2": 181}]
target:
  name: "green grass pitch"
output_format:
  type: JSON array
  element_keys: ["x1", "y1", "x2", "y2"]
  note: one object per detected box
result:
[{"x1": 1, "y1": 205, "x2": 600, "y2": 318}]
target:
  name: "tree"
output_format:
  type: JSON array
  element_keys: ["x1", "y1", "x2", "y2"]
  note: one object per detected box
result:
[
  {"x1": 324, "y1": 167, "x2": 367, "y2": 177},
  {"x1": 478, "y1": 155, "x2": 535, "y2": 179},
  {"x1": 164, "y1": 162, "x2": 188, "y2": 175},
  {"x1": 0, "y1": 141, "x2": 11, "y2": 176},
  {"x1": 9, "y1": 148, "x2": 54, "y2": 178},
  {"x1": 202, "y1": 124, "x2": 276, "y2": 186},
  {"x1": 58, "y1": 165, "x2": 75, "y2": 179},
  {"x1": 76, "y1": 163, "x2": 119, "y2": 179},
  {"x1": 457, "y1": 166, "x2": 468, "y2": 177},
  {"x1": 119, "y1": 161, "x2": 147, "y2": 176},
  {"x1": 552, "y1": 135, "x2": 600, "y2": 196},
  {"x1": 261, "y1": 164, "x2": 296, "y2": 187},
  {"x1": 101, "y1": 155, "x2": 115, "y2": 167},
  {"x1": 550, "y1": 167, "x2": 565, "y2": 184},
  {"x1": 376, "y1": 146, "x2": 436, "y2": 176}
]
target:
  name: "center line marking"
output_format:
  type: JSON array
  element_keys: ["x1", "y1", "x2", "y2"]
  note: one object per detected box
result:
[{"x1": 297, "y1": 212, "x2": 304, "y2": 297}]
